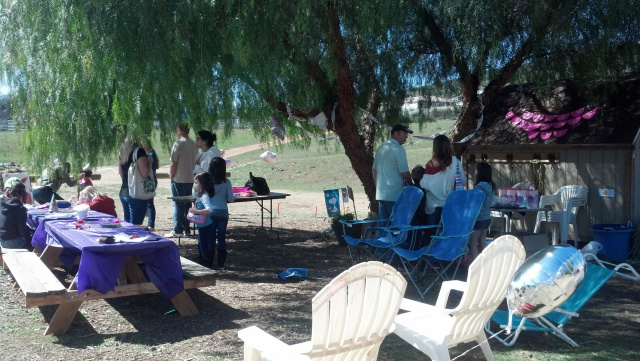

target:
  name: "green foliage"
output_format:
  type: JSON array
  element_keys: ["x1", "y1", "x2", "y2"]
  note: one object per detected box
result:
[{"x1": 2, "y1": 0, "x2": 639, "y2": 176}]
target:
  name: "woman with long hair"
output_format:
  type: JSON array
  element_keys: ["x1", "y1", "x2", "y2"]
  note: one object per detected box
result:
[
  {"x1": 118, "y1": 138, "x2": 149, "y2": 225},
  {"x1": 204, "y1": 157, "x2": 234, "y2": 269},
  {"x1": 419, "y1": 135, "x2": 465, "y2": 232},
  {"x1": 467, "y1": 162, "x2": 494, "y2": 263}
]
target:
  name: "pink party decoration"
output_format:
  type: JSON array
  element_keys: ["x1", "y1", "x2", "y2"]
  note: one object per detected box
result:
[
  {"x1": 554, "y1": 129, "x2": 568, "y2": 137},
  {"x1": 506, "y1": 110, "x2": 515, "y2": 119},
  {"x1": 567, "y1": 116, "x2": 582, "y2": 126},
  {"x1": 570, "y1": 108, "x2": 585, "y2": 117},
  {"x1": 507, "y1": 107, "x2": 594, "y2": 140},
  {"x1": 582, "y1": 108, "x2": 597, "y2": 119}
]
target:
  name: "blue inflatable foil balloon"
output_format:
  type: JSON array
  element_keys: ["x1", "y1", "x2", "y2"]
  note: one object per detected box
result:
[{"x1": 507, "y1": 245, "x2": 586, "y2": 318}]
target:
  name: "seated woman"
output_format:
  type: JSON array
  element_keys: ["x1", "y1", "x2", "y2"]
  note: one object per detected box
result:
[
  {"x1": 78, "y1": 186, "x2": 118, "y2": 218},
  {"x1": 0, "y1": 182, "x2": 32, "y2": 249}
]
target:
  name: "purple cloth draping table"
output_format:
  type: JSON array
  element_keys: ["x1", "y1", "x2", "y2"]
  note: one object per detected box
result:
[{"x1": 29, "y1": 210, "x2": 184, "y2": 299}]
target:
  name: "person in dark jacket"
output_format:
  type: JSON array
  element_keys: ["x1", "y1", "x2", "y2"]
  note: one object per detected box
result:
[
  {"x1": 0, "y1": 182, "x2": 31, "y2": 249},
  {"x1": 78, "y1": 186, "x2": 118, "y2": 218}
]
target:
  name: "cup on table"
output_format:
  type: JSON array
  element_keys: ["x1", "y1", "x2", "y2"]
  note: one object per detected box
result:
[{"x1": 74, "y1": 204, "x2": 90, "y2": 221}]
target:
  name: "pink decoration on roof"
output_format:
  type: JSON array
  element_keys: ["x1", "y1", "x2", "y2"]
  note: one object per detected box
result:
[
  {"x1": 554, "y1": 129, "x2": 568, "y2": 137},
  {"x1": 567, "y1": 116, "x2": 582, "y2": 126},
  {"x1": 506, "y1": 110, "x2": 515, "y2": 119},
  {"x1": 557, "y1": 113, "x2": 570, "y2": 121},
  {"x1": 528, "y1": 131, "x2": 540, "y2": 139},
  {"x1": 541, "y1": 131, "x2": 553, "y2": 140},
  {"x1": 532, "y1": 113, "x2": 544, "y2": 122},
  {"x1": 570, "y1": 108, "x2": 585, "y2": 117},
  {"x1": 544, "y1": 115, "x2": 557, "y2": 122},
  {"x1": 582, "y1": 108, "x2": 597, "y2": 119},
  {"x1": 522, "y1": 111, "x2": 534, "y2": 119},
  {"x1": 511, "y1": 116, "x2": 523, "y2": 126},
  {"x1": 540, "y1": 123, "x2": 553, "y2": 131},
  {"x1": 553, "y1": 121, "x2": 566, "y2": 128}
]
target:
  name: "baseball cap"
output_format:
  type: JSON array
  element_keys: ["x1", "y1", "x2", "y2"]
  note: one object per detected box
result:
[
  {"x1": 391, "y1": 123, "x2": 413, "y2": 134},
  {"x1": 3, "y1": 177, "x2": 21, "y2": 190}
]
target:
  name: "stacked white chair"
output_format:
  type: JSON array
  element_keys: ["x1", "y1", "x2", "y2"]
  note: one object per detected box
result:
[{"x1": 534, "y1": 185, "x2": 588, "y2": 247}]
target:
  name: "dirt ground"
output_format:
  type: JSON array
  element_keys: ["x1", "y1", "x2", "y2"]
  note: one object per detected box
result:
[{"x1": 2, "y1": 149, "x2": 640, "y2": 360}]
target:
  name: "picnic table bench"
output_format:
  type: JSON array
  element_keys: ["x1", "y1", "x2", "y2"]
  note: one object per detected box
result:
[{"x1": 2, "y1": 248, "x2": 217, "y2": 335}]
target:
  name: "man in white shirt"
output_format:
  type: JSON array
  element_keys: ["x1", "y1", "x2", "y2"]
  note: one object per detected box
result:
[{"x1": 372, "y1": 124, "x2": 414, "y2": 222}]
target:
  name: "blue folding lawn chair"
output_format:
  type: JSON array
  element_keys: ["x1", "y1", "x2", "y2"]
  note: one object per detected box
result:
[
  {"x1": 485, "y1": 260, "x2": 638, "y2": 347},
  {"x1": 341, "y1": 186, "x2": 423, "y2": 264},
  {"x1": 392, "y1": 189, "x2": 485, "y2": 299}
]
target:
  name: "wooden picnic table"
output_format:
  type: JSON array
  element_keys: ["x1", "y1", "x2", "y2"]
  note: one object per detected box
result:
[{"x1": 1, "y1": 209, "x2": 217, "y2": 335}]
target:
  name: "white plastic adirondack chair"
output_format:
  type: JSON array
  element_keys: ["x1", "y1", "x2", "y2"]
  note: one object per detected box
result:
[
  {"x1": 393, "y1": 235, "x2": 526, "y2": 361},
  {"x1": 238, "y1": 261, "x2": 407, "y2": 361}
]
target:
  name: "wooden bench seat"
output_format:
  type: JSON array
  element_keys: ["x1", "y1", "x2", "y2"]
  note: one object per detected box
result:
[
  {"x1": 180, "y1": 256, "x2": 217, "y2": 289},
  {"x1": 2, "y1": 250, "x2": 67, "y2": 307}
]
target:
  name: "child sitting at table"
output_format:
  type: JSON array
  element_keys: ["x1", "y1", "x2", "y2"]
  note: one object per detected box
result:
[
  {"x1": 467, "y1": 162, "x2": 494, "y2": 265},
  {"x1": 78, "y1": 186, "x2": 118, "y2": 218},
  {"x1": 189, "y1": 172, "x2": 215, "y2": 268},
  {"x1": 206, "y1": 157, "x2": 234, "y2": 270},
  {"x1": 0, "y1": 182, "x2": 32, "y2": 249}
]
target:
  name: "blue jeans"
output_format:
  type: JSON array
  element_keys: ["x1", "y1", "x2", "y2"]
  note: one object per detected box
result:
[
  {"x1": 171, "y1": 182, "x2": 194, "y2": 234},
  {"x1": 119, "y1": 196, "x2": 148, "y2": 225},
  {"x1": 146, "y1": 197, "x2": 156, "y2": 228},
  {"x1": 377, "y1": 200, "x2": 395, "y2": 223},
  {"x1": 197, "y1": 222, "x2": 214, "y2": 256},
  {"x1": 211, "y1": 216, "x2": 229, "y2": 268},
  {"x1": 0, "y1": 237, "x2": 27, "y2": 249},
  {"x1": 32, "y1": 186, "x2": 63, "y2": 205}
]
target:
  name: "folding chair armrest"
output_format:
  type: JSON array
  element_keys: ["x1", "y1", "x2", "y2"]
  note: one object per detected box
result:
[
  {"x1": 339, "y1": 219, "x2": 385, "y2": 226},
  {"x1": 435, "y1": 280, "x2": 467, "y2": 309},
  {"x1": 375, "y1": 225, "x2": 427, "y2": 235},
  {"x1": 431, "y1": 231, "x2": 473, "y2": 242},
  {"x1": 585, "y1": 254, "x2": 640, "y2": 281}
]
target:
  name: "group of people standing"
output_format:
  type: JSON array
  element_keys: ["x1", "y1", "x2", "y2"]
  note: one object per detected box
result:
[
  {"x1": 114, "y1": 123, "x2": 232, "y2": 269},
  {"x1": 372, "y1": 124, "x2": 494, "y2": 264}
]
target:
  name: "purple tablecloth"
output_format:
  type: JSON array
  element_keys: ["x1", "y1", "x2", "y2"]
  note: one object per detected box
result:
[{"x1": 29, "y1": 210, "x2": 184, "y2": 299}]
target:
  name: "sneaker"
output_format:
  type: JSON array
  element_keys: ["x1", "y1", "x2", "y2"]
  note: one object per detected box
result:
[
  {"x1": 217, "y1": 266, "x2": 225, "y2": 271},
  {"x1": 163, "y1": 231, "x2": 177, "y2": 238}
]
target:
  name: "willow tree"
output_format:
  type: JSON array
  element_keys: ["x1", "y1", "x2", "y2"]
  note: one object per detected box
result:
[{"x1": 2, "y1": 0, "x2": 639, "y2": 209}]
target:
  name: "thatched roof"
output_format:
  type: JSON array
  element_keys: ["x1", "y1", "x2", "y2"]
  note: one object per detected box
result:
[{"x1": 469, "y1": 74, "x2": 640, "y2": 146}]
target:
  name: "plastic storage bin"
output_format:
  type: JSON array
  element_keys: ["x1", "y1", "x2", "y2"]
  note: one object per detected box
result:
[{"x1": 591, "y1": 224, "x2": 633, "y2": 262}]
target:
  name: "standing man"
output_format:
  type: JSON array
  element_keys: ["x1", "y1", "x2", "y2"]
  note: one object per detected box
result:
[
  {"x1": 32, "y1": 161, "x2": 77, "y2": 205},
  {"x1": 372, "y1": 123, "x2": 414, "y2": 221},
  {"x1": 165, "y1": 123, "x2": 198, "y2": 238}
]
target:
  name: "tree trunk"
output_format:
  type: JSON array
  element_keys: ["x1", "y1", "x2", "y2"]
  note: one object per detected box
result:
[{"x1": 328, "y1": 0, "x2": 377, "y2": 213}]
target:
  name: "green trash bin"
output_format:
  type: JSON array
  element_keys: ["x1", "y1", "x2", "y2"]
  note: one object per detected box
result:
[{"x1": 591, "y1": 224, "x2": 633, "y2": 262}]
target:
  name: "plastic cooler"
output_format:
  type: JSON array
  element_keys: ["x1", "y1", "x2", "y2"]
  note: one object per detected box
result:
[{"x1": 591, "y1": 224, "x2": 634, "y2": 262}]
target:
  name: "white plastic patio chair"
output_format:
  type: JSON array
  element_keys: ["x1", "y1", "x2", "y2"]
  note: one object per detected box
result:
[
  {"x1": 534, "y1": 185, "x2": 588, "y2": 247},
  {"x1": 393, "y1": 235, "x2": 526, "y2": 361},
  {"x1": 238, "y1": 261, "x2": 407, "y2": 361}
]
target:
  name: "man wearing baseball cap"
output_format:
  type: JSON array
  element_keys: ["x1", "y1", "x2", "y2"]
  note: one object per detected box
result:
[{"x1": 372, "y1": 123, "x2": 414, "y2": 221}]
